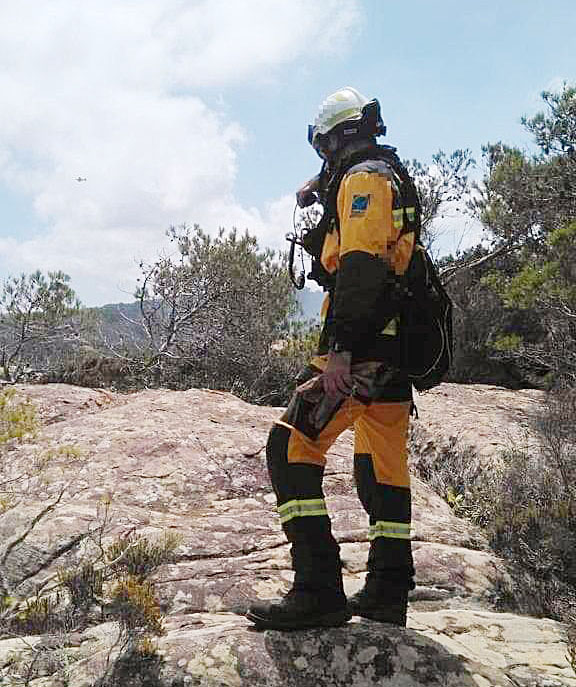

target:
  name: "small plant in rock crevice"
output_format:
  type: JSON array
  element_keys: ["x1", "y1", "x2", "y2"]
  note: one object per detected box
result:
[
  {"x1": 92, "y1": 531, "x2": 181, "y2": 687},
  {"x1": 106, "y1": 532, "x2": 181, "y2": 581},
  {"x1": 0, "y1": 388, "x2": 38, "y2": 444},
  {"x1": 0, "y1": 387, "x2": 184, "y2": 685},
  {"x1": 2, "y1": 528, "x2": 181, "y2": 686},
  {"x1": 58, "y1": 562, "x2": 104, "y2": 612}
]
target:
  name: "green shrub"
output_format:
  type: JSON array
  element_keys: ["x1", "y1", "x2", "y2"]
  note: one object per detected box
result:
[
  {"x1": 411, "y1": 389, "x2": 576, "y2": 621},
  {"x1": 107, "y1": 532, "x2": 181, "y2": 581},
  {"x1": 58, "y1": 562, "x2": 104, "y2": 610},
  {"x1": 0, "y1": 388, "x2": 37, "y2": 444},
  {"x1": 2, "y1": 531, "x2": 177, "y2": 686},
  {"x1": 13, "y1": 592, "x2": 66, "y2": 635},
  {"x1": 108, "y1": 576, "x2": 164, "y2": 637}
]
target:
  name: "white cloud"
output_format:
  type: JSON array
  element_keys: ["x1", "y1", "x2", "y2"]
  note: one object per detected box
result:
[
  {"x1": 0, "y1": 0, "x2": 360, "y2": 304},
  {"x1": 420, "y1": 163, "x2": 487, "y2": 258},
  {"x1": 430, "y1": 200, "x2": 486, "y2": 259}
]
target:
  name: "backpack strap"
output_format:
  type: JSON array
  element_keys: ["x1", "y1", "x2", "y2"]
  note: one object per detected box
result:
[{"x1": 302, "y1": 145, "x2": 422, "y2": 288}]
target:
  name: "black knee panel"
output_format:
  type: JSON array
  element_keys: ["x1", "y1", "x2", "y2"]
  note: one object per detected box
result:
[
  {"x1": 266, "y1": 424, "x2": 324, "y2": 504},
  {"x1": 354, "y1": 453, "x2": 411, "y2": 522},
  {"x1": 266, "y1": 424, "x2": 290, "y2": 499}
]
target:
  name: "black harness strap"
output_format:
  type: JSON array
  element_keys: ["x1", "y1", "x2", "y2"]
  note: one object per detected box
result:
[{"x1": 302, "y1": 145, "x2": 422, "y2": 289}]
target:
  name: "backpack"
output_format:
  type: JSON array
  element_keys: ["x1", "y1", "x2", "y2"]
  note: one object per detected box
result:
[
  {"x1": 398, "y1": 244, "x2": 453, "y2": 391},
  {"x1": 303, "y1": 144, "x2": 454, "y2": 389}
]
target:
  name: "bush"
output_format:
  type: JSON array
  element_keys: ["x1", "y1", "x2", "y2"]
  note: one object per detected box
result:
[
  {"x1": 108, "y1": 576, "x2": 164, "y2": 637},
  {"x1": 442, "y1": 247, "x2": 544, "y2": 388},
  {"x1": 0, "y1": 388, "x2": 37, "y2": 444},
  {"x1": 0, "y1": 386, "x2": 184, "y2": 684},
  {"x1": 48, "y1": 353, "x2": 138, "y2": 390},
  {"x1": 411, "y1": 387, "x2": 576, "y2": 622},
  {"x1": 0, "y1": 270, "x2": 85, "y2": 382},
  {"x1": 106, "y1": 532, "x2": 181, "y2": 581},
  {"x1": 58, "y1": 562, "x2": 104, "y2": 611},
  {"x1": 126, "y1": 224, "x2": 306, "y2": 404},
  {"x1": 2, "y1": 530, "x2": 180, "y2": 686}
]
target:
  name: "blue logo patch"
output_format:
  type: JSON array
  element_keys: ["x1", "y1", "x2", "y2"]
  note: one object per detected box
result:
[{"x1": 350, "y1": 194, "x2": 370, "y2": 216}]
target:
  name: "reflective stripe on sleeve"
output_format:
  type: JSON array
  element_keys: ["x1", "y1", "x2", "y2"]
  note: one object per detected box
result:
[
  {"x1": 393, "y1": 206, "x2": 417, "y2": 229},
  {"x1": 380, "y1": 317, "x2": 398, "y2": 336},
  {"x1": 278, "y1": 498, "x2": 329, "y2": 524},
  {"x1": 405, "y1": 206, "x2": 416, "y2": 222},
  {"x1": 369, "y1": 521, "x2": 411, "y2": 540}
]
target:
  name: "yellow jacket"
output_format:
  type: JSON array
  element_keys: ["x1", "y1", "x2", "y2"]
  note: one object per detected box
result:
[{"x1": 315, "y1": 157, "x2": 417, "y2": 361}]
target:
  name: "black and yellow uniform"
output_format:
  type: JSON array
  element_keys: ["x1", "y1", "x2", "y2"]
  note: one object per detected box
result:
[
  {"x1": 267, "y1": 147, "x2": 417, "y2": 600},
  {"x1": 247, "y1": 143, "x2": 419, "y2": 630}
]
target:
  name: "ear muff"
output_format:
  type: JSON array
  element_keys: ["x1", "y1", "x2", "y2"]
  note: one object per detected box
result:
[
  {"x1": 361, "y1": 99, "x2": 387, "y2": 137},
  {"x1": 308, "y1": 124, "x2": 315, "y2": 146}
]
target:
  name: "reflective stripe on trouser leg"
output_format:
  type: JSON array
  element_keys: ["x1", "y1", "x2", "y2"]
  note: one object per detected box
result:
[
  {"x1": 266, "y1": 423, "x2": 342, "y2": 592},
  {"x1": 278, "y1": 498, "x2": 328, "y2": 524},
  {"x1": 353, "y1": 401, "x2": 415, "y2": 589},
  {"x1": 369, "y1": 521, "x2": 411, "y2": 540}
]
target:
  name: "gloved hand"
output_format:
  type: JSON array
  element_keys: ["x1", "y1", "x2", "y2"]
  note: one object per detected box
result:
[
  {"x1": 322, "y1": 350, "x2": 353, "y2": 397},
  {"x1": 296, "y1": 175, "x2": 320, "y2": 208}
]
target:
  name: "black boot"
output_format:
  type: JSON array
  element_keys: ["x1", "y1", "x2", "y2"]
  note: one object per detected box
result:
[
  {"x1": 247, "y1": 550, "x2": 351, "y2": 631},
  {"x1": 254, "y1": 424, "x2": 352, "y2": 630},
  {"x1": 348, "y1": 576, "x2": 409, "y2": 626},
  {"x1": 247, "y1": 587, "x2": 351, "y2": 631}
]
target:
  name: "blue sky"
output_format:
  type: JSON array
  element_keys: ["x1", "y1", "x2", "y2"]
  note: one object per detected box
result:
[
  {"x1": 232, "y1": 0, "x2": 576, "y2": 203},
  {"x1": 0, "y1": 0, "x2": 574, "y2": 304}
]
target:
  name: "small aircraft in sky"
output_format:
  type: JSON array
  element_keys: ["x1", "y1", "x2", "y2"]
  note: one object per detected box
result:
[{"x1": 75, "y1": 177, "x2": 87, "y2": 182}]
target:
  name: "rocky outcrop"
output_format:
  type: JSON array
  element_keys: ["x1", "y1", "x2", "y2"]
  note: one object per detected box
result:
[
  {"x1": 412, "y1": 383, "x2": 544, "y2": 460},
  {"x1": 1, "y1": 383, "x2": 574, "y2": 686}
]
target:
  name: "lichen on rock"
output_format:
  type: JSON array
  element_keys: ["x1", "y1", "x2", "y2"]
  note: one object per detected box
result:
[{"x1": 0, "y1": 383, "x2": 574, "y2": 687}]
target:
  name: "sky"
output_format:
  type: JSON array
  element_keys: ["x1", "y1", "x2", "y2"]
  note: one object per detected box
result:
[{"x1": 0, "y1": 0, "x2": 575, "y2": 305}]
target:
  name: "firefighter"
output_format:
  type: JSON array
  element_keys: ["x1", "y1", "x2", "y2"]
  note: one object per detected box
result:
[{"x1": 247, "y1": 87, "x2": 419, "y2": 631}]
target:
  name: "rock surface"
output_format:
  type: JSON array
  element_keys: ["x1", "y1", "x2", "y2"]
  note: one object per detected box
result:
[
  {"x1": 412, "y1": 383, "x2": 543, "y2": 460},
  {"x1": 0, "y1": 382, "x2": 574, "y2": 686}
]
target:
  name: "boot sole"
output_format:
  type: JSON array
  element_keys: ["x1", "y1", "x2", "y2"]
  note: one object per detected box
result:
[
  {"x1": 246, "y1": 608, "x2": 352, "y2": 631},
  {"x1": 350, "y1": 608, "x2": 406, "y2": 626}
]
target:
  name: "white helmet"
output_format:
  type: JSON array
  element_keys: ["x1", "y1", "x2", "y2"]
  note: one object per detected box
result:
[{"x1": 308, "y1": 86, "x2": 385, "y2": 152}]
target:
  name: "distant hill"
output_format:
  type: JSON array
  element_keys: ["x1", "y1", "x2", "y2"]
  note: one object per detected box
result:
[
  {"x1": 88, "y1": 301, "x2": 147, "y2": 346},
  {"x1": 92, "y1": 291, "x2": 324, "y2": 340}
]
